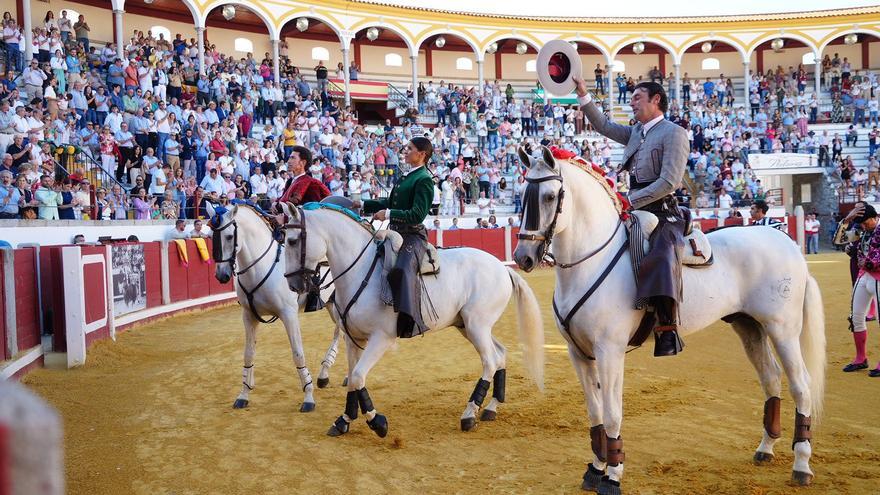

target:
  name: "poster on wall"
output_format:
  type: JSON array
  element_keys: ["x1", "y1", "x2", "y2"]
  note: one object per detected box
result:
[{"x1": 111, "y1": 244, "x2": 147, "y2": 316}]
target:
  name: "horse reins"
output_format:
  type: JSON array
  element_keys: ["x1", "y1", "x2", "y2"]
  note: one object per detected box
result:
[{"x1": 281, "y1": 206, "x2": 385, "y2": 351}]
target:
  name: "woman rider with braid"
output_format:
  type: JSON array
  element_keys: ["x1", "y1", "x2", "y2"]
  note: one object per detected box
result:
[{"x1": 354, "y1": 137, "x2": 435, "y2": 338}]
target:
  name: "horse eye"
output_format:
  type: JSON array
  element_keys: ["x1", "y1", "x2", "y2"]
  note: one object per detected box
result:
[
  {"x1": 225, "y1": 234, "x2": 233, "y2": 240},
  {"x1": 287, "y1": 238, "x2": 298, "y2": 247},
  {"x1": 545, "y1": 193, "x2": 556, "y2": 202}
]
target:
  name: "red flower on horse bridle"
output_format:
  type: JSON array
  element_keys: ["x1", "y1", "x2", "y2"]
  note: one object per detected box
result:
[{"x1": 549, "y1": 146, "x2": 576, "y2": 160}]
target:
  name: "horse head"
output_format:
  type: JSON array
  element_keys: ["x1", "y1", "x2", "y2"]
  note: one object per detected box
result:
[
  {"x1": 513, "y1": 145, "x2": 569, "y2": 272},
  {"x1": 280, "y1": 202, "x2": 326, "y2": 294},
  {"x1": 207, "y1": 201, "x2": 239, "y2": 284}
]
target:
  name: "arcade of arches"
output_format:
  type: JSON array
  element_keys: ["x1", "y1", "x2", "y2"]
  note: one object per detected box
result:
[{"x1": 7, "y1": 0, "x2": 880, "y2": 106}]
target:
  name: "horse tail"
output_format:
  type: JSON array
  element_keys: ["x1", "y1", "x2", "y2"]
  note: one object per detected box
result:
[
  {"x1": 801, "y1": 274, "x2": 826, "y2": 423},
  {"x1": 507, "y1": 267, "x2": 545, "y2": 391}
]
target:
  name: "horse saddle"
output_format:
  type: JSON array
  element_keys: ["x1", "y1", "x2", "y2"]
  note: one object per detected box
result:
[
  {"x1": 631, "y1": 210, "x2": 713, "y2": 267},
  {"x1": 375, "y1": 229, "x2": 440, "y2": 276}
]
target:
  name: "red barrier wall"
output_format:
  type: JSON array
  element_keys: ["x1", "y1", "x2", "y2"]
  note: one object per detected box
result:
[
  {"x1": 143, "y1": 243, "x2": 162, "y2": 308},
  {"x1": 80, "y1": 246, "x2": 110, "y2": 347},
  {"x1": 0, "y1": 250, "x2": 6, "y2": 361},
  {"x1": 443, "y1": 229, "x2": 462, "y2": 247},
  {"x1": 207, "y1": 239, "x2": 231, "y2": 295},
  {"x1": 427, "y1": 230, "x2": 438, "y2": 245},
  {"x1": 13, "y1": 248, "x2": 40, "y2": 352},
  {"x1": 481, "y1": 229, "x2": 506, "y2": 260},
  {"x1": 459, "y1": 229, "x2": 482, "y2": 250},
  {"x1": 167, "y1": 243, "x2": 190, "y2": 303},
  {"x1": 42, "y1": 246, "x2": 67, "y2": 352},
  {"x1": 186, "y1": 242, "x2": 211, "y2": 300}
]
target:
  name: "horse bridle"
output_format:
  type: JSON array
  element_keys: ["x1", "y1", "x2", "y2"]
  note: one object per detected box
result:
[
  {"x1": 281, "y1": 206, "x2": 319, "y2": 292},
  {"x1": 212, "y1": 207, "x2": 285, "y2": 324},
  {"x1": 281, "y1": 205, "x2": 383, "y2": 293},
  {"x1": 517, "y1": 174, "x2": 565, "y2": 262},
  {"x1": 517, "y1": 172, "x2": 623, "y2": 269}
]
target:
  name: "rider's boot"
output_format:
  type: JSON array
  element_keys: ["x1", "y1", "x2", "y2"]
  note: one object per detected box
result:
[{"x1": 653, "y1": 297, "x2": 684, "y2": 357}]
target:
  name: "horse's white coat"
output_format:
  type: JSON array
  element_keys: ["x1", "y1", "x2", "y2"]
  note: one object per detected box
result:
[
  {"x1": 280, "y1": 205, "x2": 544, "y2": 432},
  {"x1": 210, "y1": 204, "x2": 340, "y2": 410},
  {"x1": 513, "y1": 150, "x2": 826, "y2": 488}
]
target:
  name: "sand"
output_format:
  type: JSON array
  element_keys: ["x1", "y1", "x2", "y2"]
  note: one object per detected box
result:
[{"x1": 22, "y1": 252, "x2": 880, "y2": 494}]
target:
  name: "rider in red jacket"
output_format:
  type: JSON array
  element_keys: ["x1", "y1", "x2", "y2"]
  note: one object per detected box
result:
[{"x1": 278, "y1": 146, "x2": 330, "y2": 206}]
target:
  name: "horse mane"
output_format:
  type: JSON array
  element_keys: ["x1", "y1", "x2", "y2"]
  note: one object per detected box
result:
[
  {"x1": 214, "y1": 200, "x2": 282, "y2": 241},
  {"x1": 301, "y1": 202, "x2": 376, "y2": 235},
  {"x1": 549, "y1": 148, "x2": 630, "y2": 220}
]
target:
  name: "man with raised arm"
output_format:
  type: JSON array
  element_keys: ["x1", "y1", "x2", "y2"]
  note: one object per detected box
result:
[{"x1": 573, "y1": 76, "x2": 689, "y2": 356}]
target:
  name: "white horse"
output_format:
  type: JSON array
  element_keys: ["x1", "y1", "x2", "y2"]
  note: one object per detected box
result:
[
  {"x1": 512, "y1": 147, "x2": 826, "y2": 493},
  {"x1": 278, "y1": 203, "x2": 544, "y2": 437},
  {"x1": 207, "y1": 202, "x2": 343, "y2": 413}
]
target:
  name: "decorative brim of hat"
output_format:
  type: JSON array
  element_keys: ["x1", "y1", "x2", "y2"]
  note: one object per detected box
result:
[{"x1": 536, "y1": 40, "x2": 583, "y2": 97}]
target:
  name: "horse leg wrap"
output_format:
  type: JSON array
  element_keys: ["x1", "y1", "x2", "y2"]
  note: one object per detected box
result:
[
  {"x1": 356, "y1": 387, "x2": 375, "y2": 415},
  {"x1": 590, "y1": 424, "x2": 607, "y2": 462},
  {"x1": 469, "y1": 379, "x2": 491, "y2": 407},
  {"x1": 792, "y1": 411, "x2": 812, "y2": 449},
  {"x1": 492, "y1": 369, "x2": 506, "y2": 403},
  {"x1": 605, "y1": 435, "x2": 625, "y2": 466},
  {"x1": 345, "y1": 390, "x2": 359, "y2": 420},
  {"x1": 763, "y1": 397, "x2": 782, "y2": 439}
]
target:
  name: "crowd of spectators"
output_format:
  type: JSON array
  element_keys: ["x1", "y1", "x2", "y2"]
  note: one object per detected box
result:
[{"x1": 0, "y1": 10, "x2": 878, "y2": 223}]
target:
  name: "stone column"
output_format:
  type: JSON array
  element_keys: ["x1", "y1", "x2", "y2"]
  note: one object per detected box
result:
[
  {"x1": 477, "y1": 60, "x2": 484, "y2": 94},
  {"x1": 342, "y1": 47, "x2": 351, "y2": 107},
  {"x1": 410, "y1": 55, "x2": 418, "y2": 108},
  {"x1": 271, "y1": 38, "x2": 280, "y2": 83},
  {"x1": 22, "y1": 0, "x2": 33, "y2": 62},
  {"x1": 112, "y1": 10, "x2": 124, "y2": 59},
  {"x1": 743, "y1": 61, "x2": 750, "y2": 110},
  {"x1": 813, "y1": 51, "x2": 821, "y2": 96},
  {"x1": 196, "y1": 27, "x2": 205, "y2": 75},
  {"x1": 673, "y1": 63, "x2": 681, "y2": 108},
  {"x1": 606, "y1": 65, "x2": 614, "y2": 111}
]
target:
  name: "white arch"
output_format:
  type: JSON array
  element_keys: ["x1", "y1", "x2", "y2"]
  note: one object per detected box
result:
[
  {"x1": 276, "y1": 12, "x2": 344, "y2": 44},
  {"x1": 414, "y1": 30, "x2": 482, "y2": 62},
  {"x1": 197, "y1": 0, "x2": 279, "y2": 39},
  {"x1": 676, "y1": 36, "x2": 749, "y2": 64},
  {"x1": 560, "y1": 37, "x2": 613, "y2": 65},
  {"x1": 818, "y1": 29, "x2": 880, "y2": 56},
  {"x1": 480, "y1": 35, "x2": 541, "y2": 56},
  {"x1": 747, "y1": 33, "x2": 819, "y2": 58},
  {"x1": 611, "y1": 38, "x2": 680, "y2": 65},
  {"x1": 349, "y1": 23, "x2": 416, "y2": 58}
]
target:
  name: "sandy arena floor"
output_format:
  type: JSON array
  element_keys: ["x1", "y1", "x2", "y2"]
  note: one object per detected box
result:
[{"x1": 22, "y1": 252, "x2": 880, "y2": 494}]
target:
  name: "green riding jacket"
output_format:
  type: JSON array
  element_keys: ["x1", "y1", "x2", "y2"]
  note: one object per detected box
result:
[{"x1": 363, "y1": 166, "x2": 434, "y2": 226}]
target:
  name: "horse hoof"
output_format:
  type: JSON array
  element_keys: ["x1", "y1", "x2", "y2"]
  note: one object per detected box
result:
[
  {"x1": 232, "y1": 399, "x2": 249, "y2": 409},
  {"x1": 581, "y1": 464, "x2": 604, "y2": 492},
  {"x1": 597, "y1": 476, "x2": 622, "y2": 495},
  {"x1": 367, "y1": 414, "x2": 388, "y2": 438},
  {"x1": 753, "y1": 451, "x2": 774, "y2": 464},
  {"x1": 342, "y1": 377, "x2": 349, "y2": 387},
  {"x1": 299, "y1": 402, "x2": 316, "y2": 413},
  {"x1": 480, "y1": 409, "x2": 497, "y2": 421},
  {"x1": 327, "y1": 416, "x2": 350, "y2": 437},
  {"x1": 792, "y1": 471, "x2": 814, "y2": 486},
  {"x1": 460, "y1": 417, "x2": 477, "y2": 432},
  {"x1": 317, "y1": 377, "x2": 330, "y2": 389}
]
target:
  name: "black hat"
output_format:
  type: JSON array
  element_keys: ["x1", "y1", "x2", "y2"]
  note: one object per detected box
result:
[{"x1": 853, "y1": 203, "x2": 878, "y2": 224}]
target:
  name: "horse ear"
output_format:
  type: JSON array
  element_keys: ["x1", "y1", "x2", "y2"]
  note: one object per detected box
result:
[
  {"x1": 518, "y1": 147, "x2": 532, "y2": 169},
  {"x1": 205, "y1": 202, "x2": 216, "y2": 218},
  {"x1": 279, "y1": 202, "x2": 292, "y2": 219},
  {"x1": 541, "y1": 146, "x2": 557, "y2": 171}
]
